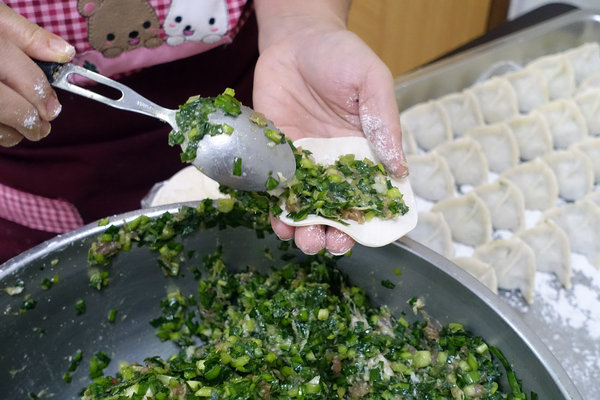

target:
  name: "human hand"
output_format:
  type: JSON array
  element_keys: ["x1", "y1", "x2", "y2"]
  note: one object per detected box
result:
[
  {"x1": 0, "y1": 3, "x2": 75, "y2": 147},
  {"x1": 254, "y1": 0, "x2": 408, "y2": 255}
]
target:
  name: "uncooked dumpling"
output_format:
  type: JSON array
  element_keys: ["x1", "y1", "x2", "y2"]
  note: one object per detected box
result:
[
  {"x1": 451, "y1": 257, "x2": 498, "y2": 294},
  {"x1": 500, "y1": 158, "x2": 559, "y2": 211},
  {"x1": 400, "y1": 101, "x2": 452, "y2": 151},
  {"x1": 407, "y1": 211, "x2": 454, "y2": 258},
  {"x1": 569, "y1": 137, "x2": 600, "y2": 184},
  {"x1": 506, "y1": 112, "x2": 553, "y2": 161},
  {"x1": 465, "y1": 123, "x2": 520, "y2": 173},
  {"x1": 563, "y1": 42, "x2": 600, "y2": 84},
  {"x1": 401, "y1": 123, "x2": 419, "y2": 155},
  {"x1": 518, "y1": 219, "x2": 572, "y2": 289},
  {"x1": 474, "y1": 178, "x2": 525, "y2": 232},
  {"x1": 406, "y1": 153, "x2": 455, "y2": 201},
  {"x1": 434, "y1": 136, "x2": 488, "y2": 187},
  {"x1": 431, "y1": 192, "x2": 492, "y2": 247},
  {"x1": 467, "y1": 77, "x2": 518, "y2": 123},
  {"x1": 576, "y1": 73, "x2": 600, "y2": 95},
  {"x1": 504, "y1": 68, "x2": 549, "y2": 113},
  {"x1": 574, "y1": 88, "x2": 600, "y2": 135},
  {"x1": 543, "y1": 199, "x2": 600, "y2": 268},
  {"x1": 583, "y1": 190, "x2": 600, "y2": 208},
  {"x1": 542, "y1": 148, "x2": 594, "y2": 201},
  {"x1": 278, "y1": 137, "x2": 419, "y2": 248},
  {"x1": 535, "y1": 99, "x2": 588, "y2": 149},
  {"x1": 473, "y1": 237, "x2": 536, "y2": 304},
  {"x1": 436, "y1": 91, "x2": 483, "y2": 136},
  {"x1": 527, "y1": 53, "x2": 575, "y2": 100}
]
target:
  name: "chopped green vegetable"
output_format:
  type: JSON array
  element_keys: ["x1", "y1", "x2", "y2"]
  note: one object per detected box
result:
[
  {"x1": 82, "y1": 251, "x2": 529, "y2": 400},
  {"x1": 107, "y1": 309, "x2": 118, "y2": 323},
  {"x1": 75, "y1": 299, "x2": 86, "y2": 316},
  {"x1": 63, "y1": 349, "x2": 83, "y2": 383},
  {"x1": 264, "y1": 128, "x2": 283, "y2": 143},
  {"x1": 273, "y1": 147, "x2": 409, "y2": 224},
  {"x1": 232, "y1": 157, "x2": 242, "y2": 176},
  {"x1": 89, "y1": 351, "x2": 111, "y2": 379},
  {"x1": 20, "y1": 295, "x2": 37, "y2": 313},
  {"x1": 40, "y1": 275, "x2": 59, "y2": 290},
  {"x1": 381, "y1": 279, "x2": 396, "y2": 289}
]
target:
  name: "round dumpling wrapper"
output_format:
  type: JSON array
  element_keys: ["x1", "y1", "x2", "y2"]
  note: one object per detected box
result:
[{"x1": 277, "y1": 137, "x2": 418, "y2": 247}]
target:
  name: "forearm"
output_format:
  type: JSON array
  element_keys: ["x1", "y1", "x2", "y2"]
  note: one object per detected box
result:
[{"x1": 254, "y1": 0, "x2": 352, "y2": 51}]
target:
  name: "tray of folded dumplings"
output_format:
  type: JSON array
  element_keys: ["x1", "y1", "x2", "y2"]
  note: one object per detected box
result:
[{"x1": 394, "y1": 9, "x2": 600, "y2": 399}]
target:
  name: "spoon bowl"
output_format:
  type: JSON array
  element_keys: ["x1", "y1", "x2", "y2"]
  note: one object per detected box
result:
[{"x1": 36, "y1": 61, "x2": 296, "y2": 191}]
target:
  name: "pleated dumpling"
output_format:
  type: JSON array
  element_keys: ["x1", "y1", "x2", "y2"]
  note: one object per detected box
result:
[
  {"x1": 583, "y1": 190, "x2": 600, "y2": 208},
  {"x1": 506, "y1": 112, "x2": 553, "y2": 161},
  {"x1": 543, "y1": 199, "x2": 600, "y2": 268},
  {"x1": 504, "y1": 68, "x2": 549, "y2": 113},
  {"x1": 570, "y1": 137, "x2": 600, "y2": 184},
  {"x1": 563, "y1": 42, "x2": 600, "y2": 84},
  {"x1": 434, "y1": 137, "x2": 488, "y2": 187},
  {"x1": 406, "y1": 153, "x2": 455, "y2": 201},
  {"x1": 474, "y1": 178, "x2": 525, "y2": 232},
  {"x1": 535, "y1": 99, "x2": 588, "y2": 149},
  {"x1": 407, "y1": 211, "x2": 454, "y2": 258},
  {"x1": 467, "y1": 77, "x2": 518, "y2": 123},
  {"x1": 518, "y1": 219, "x2": 572, "y2": 289},
  {"x1": 500, "y1": 158, "x2": 559, "y2": 210},
  {"x1": 576, "y1": 73, "x2": 600, "y2": 95},
  {"x1": 431, "y1": 192, "x2": 492, "y2": 247},
  {"x1": 473, "y1": 237, "x2": 536, "y2": 304},
  {"x1": 451, "y1": 257, "x2": 498, "y2": 294},
  {"x1": 401, "y1": 123, "x2": 419, "y2": 155},
  {"x1": 527, "y1": 53, "x2": 575, "y2": 100},
  {"x1": 465, "y1": 123, "x2": 520, "y2": 173},
  {"x1": 400, "y1": 101, "x2": 452, "y2": 151},
  {"x1": 437, "y1": 91, "x2": 483, "y2": 136},
  {"x1": 542, "y1": 148, "x2": 594, "y2": 201},
  {"x1": 574, "y1": 88, "x2": 600, "y2": 135}
]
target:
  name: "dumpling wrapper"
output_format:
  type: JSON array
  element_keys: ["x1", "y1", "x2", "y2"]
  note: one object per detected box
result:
[
  {"x1": 406, "y1": 153, "x2": 455, "y2": 201},
  {"x1": 451, "y1": 257, "x2": 498, "y2": 294},
  {"x1": 431, "y1": 192, "x2": 492, "y2": 247},
  {"x1": 277, "y1": 137, "x2": 418, "y2": 248},
  {"x1": 542, "y1": 148, "x2": 594, "y2": 202},
  {"x1": 473, "y1": 237, "x2": 536, "y2": 304},
  {"x1": 407, "y1": 211, "x2": 454, "y2": 258},
  {"x1": 570, "y1": 137, "x2": 600, "y2": 184},
  {"x1": 148, "y1": 165, "x2": 228, "y2": 207},
  {"x1": 543, "y1": 199, "x2": 600, "y2": 268},
  {"x1": 518, "y1": 219, "x2": 572, "y2": 289}
]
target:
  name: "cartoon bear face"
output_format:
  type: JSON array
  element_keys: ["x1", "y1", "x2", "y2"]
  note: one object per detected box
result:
[
  {"x1": 78, "y1": 0, "x2": 164, "y2": 58},
  {"x1": 164, "y1": 0, "x2": 229, "y2": 46}
]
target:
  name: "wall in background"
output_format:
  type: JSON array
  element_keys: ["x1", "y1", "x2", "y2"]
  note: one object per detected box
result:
[{"x1": 347, "y1": 0, "x2": 493, "y2": 78}]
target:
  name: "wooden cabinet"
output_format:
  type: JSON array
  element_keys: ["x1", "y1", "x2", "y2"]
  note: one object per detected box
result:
[{"x1": 348, "y1": 0, "x2": 502, "y2": 77}]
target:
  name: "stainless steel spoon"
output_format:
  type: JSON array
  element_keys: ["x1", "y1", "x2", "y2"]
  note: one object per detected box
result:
[{"x1": 36, "y1": 61, "x2": 296, "y2": 192}]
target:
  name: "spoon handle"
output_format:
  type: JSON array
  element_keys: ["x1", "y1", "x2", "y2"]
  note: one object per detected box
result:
[{"x1": 34, "y1": 60, "x2": 178, "y2": 130}]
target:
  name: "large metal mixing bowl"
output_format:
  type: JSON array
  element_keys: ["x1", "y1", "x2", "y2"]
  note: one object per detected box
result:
[{"x1": 0, "y1": 203, "x2": 582, "y2": 399}]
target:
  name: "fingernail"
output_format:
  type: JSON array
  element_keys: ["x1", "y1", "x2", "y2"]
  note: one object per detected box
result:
[
  {"x1": 50, "y1": 38, "x2": 76, "y2": 62},
  {"x1": 45, "y1": 95, "x2": 62, "y2": 120},
  {"x1": 40, "y1": 121, "x2": 52, "y2": 140}
]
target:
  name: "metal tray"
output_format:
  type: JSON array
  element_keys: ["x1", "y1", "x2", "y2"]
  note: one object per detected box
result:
[
  {"x1": 395, "y1": 9, "x2": 600, "y2": 110},
  {"x1": 0, "y1": 203, "x2": 581, "y2": 399},
  {"x1": 393, "y1": 9, "x2": 600, "y2": 400}
]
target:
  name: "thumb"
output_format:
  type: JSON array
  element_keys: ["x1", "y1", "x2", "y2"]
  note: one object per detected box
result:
[
  {"x1": 0, "y1": 3, "x2": 75, "y2": 63},
  {"x1": 358, "y1": 66, "x2": 408, "y2": 179}
]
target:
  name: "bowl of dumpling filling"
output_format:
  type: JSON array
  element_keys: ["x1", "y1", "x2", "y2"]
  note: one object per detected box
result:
[{"x1": 0, "y1": 201, "x2": 582, "y2": 400}]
